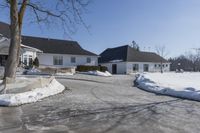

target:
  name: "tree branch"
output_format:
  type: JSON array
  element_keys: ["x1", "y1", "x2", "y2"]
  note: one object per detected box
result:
[{"x1": 18, "y1": 0, "x2": 29, "y2": 31}]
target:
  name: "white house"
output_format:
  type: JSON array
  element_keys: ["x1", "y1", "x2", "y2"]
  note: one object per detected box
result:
[
  {"x1": 99, "y1": 45, "x2": 170, "y2": 74},
  {"x1": 21, "y1": 36, "x2": 98, "y2": 68},
  {"x1": 0, "y1": 21, "x2": 98, "y2": 68},
  {"x1": 0, "y1": 34, "x2": 41, "y2": 66}
]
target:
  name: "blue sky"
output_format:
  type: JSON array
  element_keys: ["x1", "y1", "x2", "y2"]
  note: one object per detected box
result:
[{"x1": 1, "y1": 0, "x2": 200, "y2": 58}]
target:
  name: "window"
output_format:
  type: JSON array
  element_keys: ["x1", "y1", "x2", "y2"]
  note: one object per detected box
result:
[
  {"x1": 53, "y1": 56, "x2": 63, "y2": 65},
  {"x1": 19, "y1": 56, "x2": 22, "y2": 65},
  {"x1": 0, "y1": 55, "x2": 7, "y2": 66},
  {"x1": 28, "y1": 55, "x2": 32, "y2": 61},
  {"x1": 23, "y1": 55, "x2": 27, "y2": 65},
  {"x1": 133, "y1": 64, "x2": 139, "y2": 71},
  {"x1": 71, "y1": 57, "x2": 76, "y2": 63},
  {"x1": 28, "y1": 55, "x2": 33, "y2": 66},
  {"x1": 87, "y1": 57, "x2": 91, "y2": 63},
  {"x1": 155, "y1": 64, "x2": 157, "y2": 67},
  {"x1": 166, "y1": 64, "x2": 168, "y2": 67}
]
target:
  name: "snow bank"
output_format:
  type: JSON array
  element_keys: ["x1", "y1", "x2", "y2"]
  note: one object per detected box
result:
[
  {"x1": 55, "y1": 72, "x2": 74, "y2": 76},
  {"x1": 79, "y1": 70, "x2": 112, "y2": 77},
  {"x1": 24, "y1": 68, "x2": 41, "y2": 75},
  {"x1": 24, "y1": 68, "x2": 49, "y2": 75},
  {"x1": 135, "y1": 73, "x2": 200, "y2": 101},
  {"x1": 0, "y1": 77, "x2": 65, "y2": 106}
]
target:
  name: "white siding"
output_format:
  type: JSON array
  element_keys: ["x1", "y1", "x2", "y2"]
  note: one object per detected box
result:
[
  {"x1": 21, "y1": 50, "x2": 37, "y2": 65},
  {"x1": 100, "y1": 62, "x2": 170, "y2": 74},
  {"x1": 37, "y1": 53, "x2": 98, "y2": 67},
  {"x1": 127, "y1": 62, "x2": 170, "y2": 73},
  {"x1": 100, "y1": 62, "x2": 127, "y2": 74}
]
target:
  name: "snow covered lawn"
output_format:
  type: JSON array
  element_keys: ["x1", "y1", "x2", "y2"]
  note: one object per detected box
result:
[
  {"x1": 0, "y1": 77, "x2": 65, "y2": 106},
  {"x1": 135, "y1": 72, "x2": 200, "y2": 101}
]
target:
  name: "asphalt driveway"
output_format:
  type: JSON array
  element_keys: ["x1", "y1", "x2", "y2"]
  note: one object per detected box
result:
[{"x1": 0, "y1": 74, "x2": 200, "y2": 133}]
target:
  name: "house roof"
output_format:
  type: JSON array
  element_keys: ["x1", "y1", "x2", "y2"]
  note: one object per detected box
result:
[
  {"x1": 99, "y1": 45, "x2": 168, "y2": 63},
  {"x1": 21, "y1": 36, "x2": 97, "y2": 56},
  {"x1": 0, "y1": 21, "x2": 10, "y2": 38},
  {"x1": 0, "y1": 21, "x2": 97, "y2": 56}
]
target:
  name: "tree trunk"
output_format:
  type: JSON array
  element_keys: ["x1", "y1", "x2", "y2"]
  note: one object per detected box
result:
[{"x1": 4, "y1": 0, "x2": 20, "y2": 82}]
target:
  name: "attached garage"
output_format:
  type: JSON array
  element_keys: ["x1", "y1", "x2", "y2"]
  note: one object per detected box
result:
[{"x1": 99, "y1": 45, "x2": 170, "y2": 74}]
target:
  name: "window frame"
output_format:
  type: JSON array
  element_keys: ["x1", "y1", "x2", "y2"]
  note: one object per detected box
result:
[
  {"x1": 53, "y1": 56, "x2": 63, "y2": 65},
  {"x1": 71, "y1": 57, "x2": 76, "y2": 63},
  {"x1": 23, "y1": 55, "x2": 28, "y2": 65},
  {"x1": 86, "y1": 57, "x2": 91, "y2": 63}
]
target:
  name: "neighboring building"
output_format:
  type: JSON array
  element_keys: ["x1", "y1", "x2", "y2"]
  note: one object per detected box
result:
[
  {"x1": 0, "y1": 35, "x2": 9, "y2": 66},
  {"x1": 99, "y1": 45, "x2": 170, "y2": 74},
  {"x1": 0, "y1": 34, "x2": 41, "y2": 66},
  {"x1": 22, "y1": 36, "x2": 98, "y2": 67},
  {"x1": 0, "y1": 21, "x2": 98, "y2": 68}
]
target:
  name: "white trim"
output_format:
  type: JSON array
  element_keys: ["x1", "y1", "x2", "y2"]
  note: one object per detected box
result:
[
  {"x1": 21, "y1": 44, "x2": 43, "y2": 53},
  {"x1": 38, "y1": 52, "x2": 98, "y2": 57}
]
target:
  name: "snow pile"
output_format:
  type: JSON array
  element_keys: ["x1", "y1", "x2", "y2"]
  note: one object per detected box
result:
[
  {"x1": 55, "y1": 72, "x2": 74, "y2": 76},
  {"x1": 135, "y1": 73, "x2": 200, "y2": 101},
  {"x1": 109, "y1": 59, "x2": 123, "y2": 63},
  {"x1": 24, "y1": 68, "x2": 41, "y2": 75},
  {"x1": 16, "y1": 67, "x2": 26, "y2": 75},
  {"x1": 0, "y1": 77, "x2": 65, "y2": 106},
  {"x1": 80, "y1": 70, "x2": 112, "y2": 77},
  {"x1": 24, "y1": 68, "x2": 49, "y2": 75}
]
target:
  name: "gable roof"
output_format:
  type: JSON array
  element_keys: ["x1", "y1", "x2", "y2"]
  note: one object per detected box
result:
[
  {"x1": 99, "y1": 45, "x2": 168, "y2": 63},
  {"x1": 0, "y1": 21, "x2": 97, "y2": 56}
]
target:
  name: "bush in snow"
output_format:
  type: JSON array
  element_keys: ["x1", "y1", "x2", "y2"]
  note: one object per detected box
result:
[
  {"x1": 99, "y1": 66, "x2": 108, "y2": 72},
  {"x1": 76, "y1": 65, "x2": 108, "y2": 72},
  {"x1": 33, "y1": 57, "x2": 39, "y2": 68}
]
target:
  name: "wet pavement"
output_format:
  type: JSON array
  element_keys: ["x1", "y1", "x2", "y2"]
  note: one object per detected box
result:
[{"x1": 0, "y1": 74, "x2": 200, "y2": 133}]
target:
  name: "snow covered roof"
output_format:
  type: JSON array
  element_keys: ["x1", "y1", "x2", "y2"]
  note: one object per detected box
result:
[{"x1": 99, "y1": 45, "x2": 169, "y2": 63}]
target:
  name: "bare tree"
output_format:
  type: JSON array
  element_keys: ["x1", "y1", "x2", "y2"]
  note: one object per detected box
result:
[
  {"x1": 1, "y1": 0, "x2": 90, "y2": 83},
  {"x1": 131, "y1": 40, "x2": 140, "y2": 51},
  {"x1": 155, "y1": 45, "x2": 168, "y2": 73},
  {"x1": 185, "y1": 48, "x2": 200, "y2": 71}
]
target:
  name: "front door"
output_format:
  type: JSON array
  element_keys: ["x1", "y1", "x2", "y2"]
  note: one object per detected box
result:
[
  {"x1": 112, "y1": 64, "x2": 117, "y2": 74},
  {"x1": 143, "y1": 64, "x2": 149, "y2": 72}
]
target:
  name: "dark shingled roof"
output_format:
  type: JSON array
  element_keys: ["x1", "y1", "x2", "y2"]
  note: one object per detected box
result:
[
  {"x1": 0, "y1": 21, "x2": 10, "y2": 38},
  {"x1": 0, "y1": 21, "x2": 97, "y2": 56},
  {"x1": 99, "y1": 45, "x2": 168, "y2": 63},
  {"x1": 22, "y1": 36, "x2": 97, "y2": 56}
]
